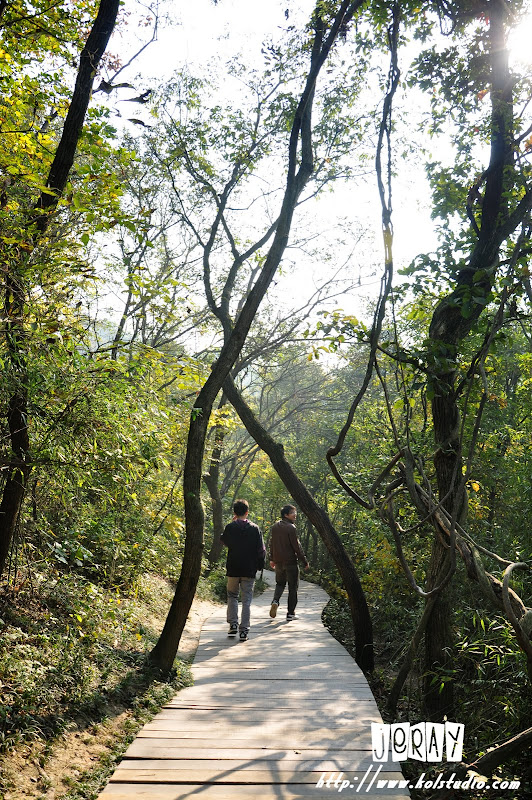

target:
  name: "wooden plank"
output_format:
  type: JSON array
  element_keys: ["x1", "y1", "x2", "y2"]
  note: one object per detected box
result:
[
  {"x1": 112, "y1": 768, "x2": 381, "y2": 784},
  {"x1": 116, "y1": 747, "x2": 378, "y2": 772},
  {"x1": 154, "y1": 706, "x2": 377, "y2": 719},
  {"x1": 179, "y1": 692, "x2": 373, "y2": 698},
  {"x1": 191, "y1": 666, "x2": 364, "y2": 675},
  {"x1": 192, "y1": 648, "x2": 353, "y2": 658},
  {"x1": 141, "y1": 719, "x2": 373, "y2": 733},
  {"x1": 162, "y1": 700, "x2": 375, "y2": 710},
  {"x1": 171, "y1": 686, "x2": 372, "y2": 697},
  {"x1": 192, "y1": 656, "x2": 358, "y2": 663},
  {"x1": 131, "y1": 733, "x2": 374, "y2": 747},
  {"x1": 97, "y1": 574, "x2": 410, "y2": 799},
  {"x1": 164, "y1": 699, "x2": 375, "y2": 707},
  {"x1": 149, "y1": 718, "x2": 377, "y2": 730},
  {"x1": 114, "y1": 756, "x2": 400, "y2": 772},
  {"x1": 174, "y1": 679, "x2": 367, "y2": 686},
  {"x1": 99, "y1": 780, "x2": 410, "y2": 799},
  {"x1": 124, "y1": 736, "x2": 376, "y2": 756},
  {"x1": 163, "y1": 697, "x2": 375, "y2": 707},
  {"x1": 146, "y1": 724, "x2": 376, "y2": 734},
  {"x1": 192, "y1": 657, "x2": 357, "y2": 664},
  {"x1": 167, "y1": 689, "x2": 373, "y2": 698},
  {"x1": 193, "y1": 644, "x2": 350, "y2": 654},
  {"x1": 191, "y1": 670, "x2": 365, "y2": 678}
]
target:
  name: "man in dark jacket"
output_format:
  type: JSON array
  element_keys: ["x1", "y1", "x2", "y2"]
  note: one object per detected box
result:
[
  {"x1": 221, "y1": 499, "x2": 265, "y2": 641},
  {"x1": 269, "y1": 504, "x2": 309, "y2": 621}
]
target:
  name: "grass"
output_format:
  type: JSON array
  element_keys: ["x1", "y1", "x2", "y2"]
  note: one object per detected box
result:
[
  {"x1": 57, "y1": 674, "x2": 187, "y2": 800},
  {"x1": 0, "y1": 569, "x2": 196, "y2": 798},
  {"x1": 0, "y1": 562, "x2": 282, "y2": 798}
]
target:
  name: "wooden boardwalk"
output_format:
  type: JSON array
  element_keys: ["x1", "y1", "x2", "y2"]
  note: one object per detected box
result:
[{"x1": 98, "y1": 573, "x2": 410, "y2": 799}]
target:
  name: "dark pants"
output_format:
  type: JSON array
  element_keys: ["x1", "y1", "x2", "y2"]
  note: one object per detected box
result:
[{"x1": 273, "y1": 563, "x2": 300, "y2": 615}]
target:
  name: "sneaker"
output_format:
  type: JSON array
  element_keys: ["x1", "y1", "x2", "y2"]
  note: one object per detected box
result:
[
  {"x1": 228, "y1": 623, "x2": 238, "y2": 636},
  {"x1": 239, "y1": 630, "x2": 248, "y2": 641},
  {"x1": 286, "y1": 613, "x2": 298, "y2": 621},
  {"x1": 269, "y1": 600, "x2": 279, "y2": 618}
]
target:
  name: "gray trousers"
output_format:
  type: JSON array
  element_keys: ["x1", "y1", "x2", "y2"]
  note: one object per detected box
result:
[{"x1": 226, "y1": 576, "x2": 255, "y2": 632}]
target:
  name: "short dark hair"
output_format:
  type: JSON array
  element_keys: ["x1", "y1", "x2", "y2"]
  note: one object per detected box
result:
[
  {"x1": 281, "y1": 504, "x2": 296, "y2": 518},
  {"x1": 233, "y1": 499, "x2": 249, "y2": 516}
]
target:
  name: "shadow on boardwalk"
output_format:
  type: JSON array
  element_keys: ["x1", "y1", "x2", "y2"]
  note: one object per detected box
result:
[{"x1": 98, "y1": 572, "x2": 411, "y2": 800}]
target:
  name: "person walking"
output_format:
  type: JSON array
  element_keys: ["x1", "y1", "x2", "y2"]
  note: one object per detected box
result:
[
  {"x1": 221, "y1": 499, "x2": 265, "y2": 641},
  {"x1": 269, "y1": 504, "x2": 309, "y2": 621}
]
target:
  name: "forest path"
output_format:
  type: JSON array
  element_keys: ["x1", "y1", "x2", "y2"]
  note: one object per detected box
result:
[{"x1": 98, "y1": 571, "x2": 410, "y2": 799}]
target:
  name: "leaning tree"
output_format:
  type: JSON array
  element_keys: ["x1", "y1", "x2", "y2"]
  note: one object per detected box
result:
[{"x1": 149, "y1": 0, "x2": 377, "y2": 672}]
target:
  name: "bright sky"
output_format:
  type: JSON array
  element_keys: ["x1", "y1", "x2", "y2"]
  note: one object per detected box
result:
[{"x1": 106, "y1": 0, "x2": 531, "y2": 323}]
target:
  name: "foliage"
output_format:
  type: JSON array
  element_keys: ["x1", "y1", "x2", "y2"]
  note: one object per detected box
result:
[
  {"x1": 0, "y1": 572, "x2": 191, "y2": 761},
  {"x1": 0, "y1": 0, "x2": 531, "y2": 788}
]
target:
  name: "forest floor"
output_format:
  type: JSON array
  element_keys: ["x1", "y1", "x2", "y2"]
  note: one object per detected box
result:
[{"x1": 0, "y1": 578, "x2": 220, "y2": 800}]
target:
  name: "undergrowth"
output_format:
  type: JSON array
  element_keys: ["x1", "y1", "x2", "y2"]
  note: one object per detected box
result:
[
  {"x1": 322, "y1": 589, "x2": 531, "y2": 800},
  {"x1": 0, "y1": 569, "x2": 199, "y2": 798}
]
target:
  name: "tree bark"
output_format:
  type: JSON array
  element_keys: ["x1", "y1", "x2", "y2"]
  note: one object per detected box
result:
[
  {"x1": 149, "y1": 1, "x2": 367, "y2": 672},
  {"x1": 0, "y1": 394, "x2": 31, "y2": 574},
  {"x1": 35, "y1": 0, "x2": 121, "y2": 226},
  {"x1": 204, "y1": 397, "x2": 228, "y2": 566},
  {"x1": 223, "y1": 375, "x2": 374, "y2": 672},
  {"x1": 423, "y1": 0, "x2": 517, "y2": 719},
  {"x1": 0, "y1": 0, "x2": 121, "y2": 579},
  {"x1": 422, "y1": 545, "x2": 455, "y2": 720}
]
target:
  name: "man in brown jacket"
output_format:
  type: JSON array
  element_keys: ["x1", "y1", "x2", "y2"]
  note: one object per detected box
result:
[{"x1": 268, "y1": 504, "x2": 309, "y2": 621}]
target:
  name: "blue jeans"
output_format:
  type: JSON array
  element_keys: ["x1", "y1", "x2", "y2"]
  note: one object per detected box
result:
[
  {"x1": 273, "y1": 564, "x2": 299, "y2": 615},
  {"x1": 226, "y1": 576, "x2": 255, "y2": 632}
]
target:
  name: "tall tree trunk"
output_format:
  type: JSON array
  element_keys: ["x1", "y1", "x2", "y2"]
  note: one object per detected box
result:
[
  {"x1": 204, "y1": 396, "x2": 228, "y2": 566},
  {"x1": 149, "y1": 408, "x2": 210, "y2": 669},
  {"x1": 422, "y1": 543, "x2": 455, "y2": 719},
  {"x1": 302, "y1": 517, "x2": 312, "y2": 554},
  {"x1": 423, "y1": 0, "x2": 515, "y2": 718},
  {"x1": 149, "y1": 2, "x2": 367, "y2": 672},
  {"x1": 423, "y1": 386, "x2": 463, "y2": 718},
  {"x1": 0, "y1": 0, "x2": 121, "y2": 579},
  {"x1": 204, "y1": 474, "x2": 225, "y2": 566},
  {"x1": 0, "y1": 393, "x2": 31, "y2": 574},
  {"x1": 311, "y1": 524, "x2": 318, "y2": 565},
  {"x1": 223, "y1": 376, "x2": 374, "y2": 672}
]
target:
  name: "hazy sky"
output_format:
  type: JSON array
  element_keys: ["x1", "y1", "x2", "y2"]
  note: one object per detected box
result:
[
  {"x1": 105, "y1": 0, "x2": 530, "y2": 321},
  {"x1": 115, "y1": 3, "x2": 435, "y2": 311}
]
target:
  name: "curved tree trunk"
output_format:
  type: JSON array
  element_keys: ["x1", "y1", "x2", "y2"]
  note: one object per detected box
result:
[
  {"x1": 223, "y1": 375, "x2": 374, "y2": 672},
  {"x1": 204, "y1": 396, "x2": 228, "y2": 566},
  {"x1": 149, "y1": 2, "x2": 367, "y2": 673},
  {"x1": 149, "y1": 408, "x2": 211, "y2": 669},
  {"x1": 204, "y1": 469, "x2": 225, "y2": 566}
]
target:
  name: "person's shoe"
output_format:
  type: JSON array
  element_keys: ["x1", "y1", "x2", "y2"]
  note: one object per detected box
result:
[
  {"x1": 239, "y1": 630, "x2": 248, "y2": 641},
  {"x1": 228, "y1": 623, "x2": 238, "y2": 636},
  {"x1": 269, "y1": 600, "x2": 279, "y2": 618},
  {"x1": 286, "y1": 613, "x2": 298, "y2": 621}
]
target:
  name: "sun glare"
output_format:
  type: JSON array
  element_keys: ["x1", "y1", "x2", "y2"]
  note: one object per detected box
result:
[{"x1": 507, "y1": 12, "x2": 532, "y2": 68}]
